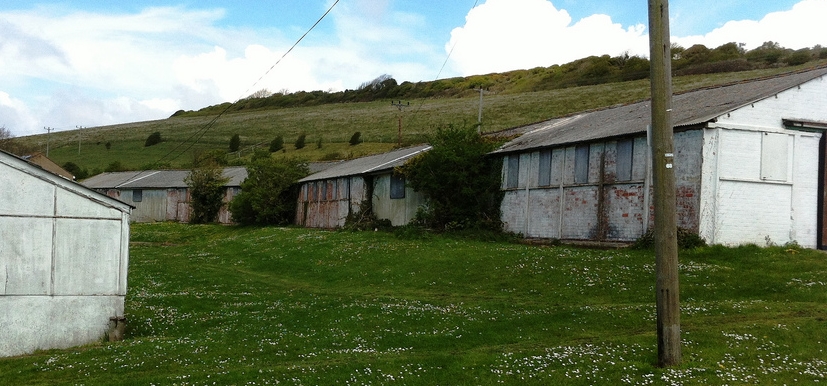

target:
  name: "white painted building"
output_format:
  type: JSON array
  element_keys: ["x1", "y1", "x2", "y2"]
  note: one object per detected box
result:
[
  {"x1": 493, "y1": 67, "x2": 827, "y2": 248},
  {"x1": 0, "y1": 150, "x2": 132, "y2": 357}
]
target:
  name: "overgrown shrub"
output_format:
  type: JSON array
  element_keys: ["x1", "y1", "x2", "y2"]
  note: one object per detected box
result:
[
  {"x1": 398, "y1": 125, "x2": 504, "y2": 232},
  {"x1": 186, "y1": 155, "x2": 229, "y2": 224},
  {"x1": 230, "y1": 152, "x2": 309, "y2": 225},
  {"x1": 631, "y1": 227, "x2": 707, "y2": 250},
  {"x1": 144, "y1": 132, "x2": 162, "y2": 147},
  {"x1": 343, "y1": 200, "x2": 392, "y2": 231}
]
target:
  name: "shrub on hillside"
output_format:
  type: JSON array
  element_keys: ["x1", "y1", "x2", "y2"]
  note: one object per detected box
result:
[
  {"x1": 144, "y1": 132, "x2": 162, "y2": 147},
  {"x1": 229, "y1": 134, "x2": 241, "y2": 152},
  {"x1": 349, "y1": 132, "x2": 362, "y2": 146},
  {"x1": 294, "y1": 133, "x2": 306, "y2": 150},
  {"x1": 269, "y1": 136, "x2": 284, "y2": 152}
]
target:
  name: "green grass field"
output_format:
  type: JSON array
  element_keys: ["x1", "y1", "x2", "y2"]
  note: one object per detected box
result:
[{"x1": 1, "y1": 223, "x2": 826, "y2": 385}]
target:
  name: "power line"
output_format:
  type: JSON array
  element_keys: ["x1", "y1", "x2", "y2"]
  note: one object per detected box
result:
[
  {"x1": 151, "y1": 0, "x2": 341, "y2": 168},
  {"x1": 406, "y1": 0, "x2": 480, "y2": 133}
]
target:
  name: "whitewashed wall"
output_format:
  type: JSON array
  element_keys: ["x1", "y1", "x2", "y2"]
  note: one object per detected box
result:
[
  {"x1": 699, "y1": 73, "x2": 827, "y2": 247},
  {"x1": 0, "y1": 153, "x2": 131, "y2": 357}
]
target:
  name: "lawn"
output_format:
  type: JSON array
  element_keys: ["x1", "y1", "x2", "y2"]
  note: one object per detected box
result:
[{"x1": 1, "y1": 223, "x2": 826, "y2": 385}]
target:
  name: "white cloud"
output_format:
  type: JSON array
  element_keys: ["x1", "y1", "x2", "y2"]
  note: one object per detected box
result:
[
  {"x1": 446, "y1": 0, "x2": 649, "y2": 76},
  {"x1": 673, "y1": 0, "x2": 827, "y2": 50}
]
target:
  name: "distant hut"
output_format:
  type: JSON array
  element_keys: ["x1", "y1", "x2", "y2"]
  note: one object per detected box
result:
[
  {"x1": 82, "y1": 167, "x2": 247, "y2": 223},
  {"x1": 296, "y1": 145, "x2": 432, "y2": 228}
]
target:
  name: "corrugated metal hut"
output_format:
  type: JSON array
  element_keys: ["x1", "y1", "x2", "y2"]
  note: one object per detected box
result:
[
  {"x1": 296, "y1": 145, "x2": 432, "y2": 228},
  {"x1": 492, "y1": 67, "x2": 827, "y2": 248},
  {"x1": 0, "y1": 150, "x2": 132, "y2": 357},
  {"x1": 82, "y1": 167, "x2": 247, "y2": 223}
]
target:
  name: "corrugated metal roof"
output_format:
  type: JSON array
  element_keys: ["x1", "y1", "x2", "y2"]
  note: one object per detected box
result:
[
  {"x1": 492, "y1": 66, "x2": 827, "y2": 154},
  {"x1": 299, "y1": 145, "x2": 432, "y2": 182},
  {"x1": 81, "y1": 166, "x2": 248, "y2": 189}
]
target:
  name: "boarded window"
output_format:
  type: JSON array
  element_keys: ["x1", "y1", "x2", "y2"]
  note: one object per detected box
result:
[
  {"x1": 506, "y1": 155, "x2": 520, "y2": 189},
  {"x1": 390, "y1": 174, "x2": 406, "y2": 199},
  {"x1": 616, "y1": 139, "x2": 634, "y2": 181},
  {"x1": 132, "y1": 189, "x2": 143, "y2": 202},
  {"x1": 574, "y1": 145, "x2": 590, "y2": 184},
  {"x1": 331, "y1": 180, "x2": 338, "y2": 200},
  {"x1": 538, "y1": 150, "x2": 552, "y2": 187},
  {"x1": 761, "y1": 133, "x2": 788, "y2": 181}
]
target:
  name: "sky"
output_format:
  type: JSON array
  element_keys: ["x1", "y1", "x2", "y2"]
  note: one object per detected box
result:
[{"x1": 1, "y1": 0, "x2": 825, "y2": 137}]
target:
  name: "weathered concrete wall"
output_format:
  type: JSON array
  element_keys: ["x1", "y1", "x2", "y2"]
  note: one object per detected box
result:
[
  {"x1": 0, "y1": 156, "x2": 130, "y2": 357},
  {"x1": 500, "y1": 132, "x2": 703, "y2": 242}
]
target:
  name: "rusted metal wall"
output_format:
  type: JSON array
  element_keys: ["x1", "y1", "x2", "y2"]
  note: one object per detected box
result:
[
  {"x1": 297, "y1": 176, "x2": 367, "y2": 228},
  {"x1": 500, "y1": 131, "x2": 703, "y2": 242}
]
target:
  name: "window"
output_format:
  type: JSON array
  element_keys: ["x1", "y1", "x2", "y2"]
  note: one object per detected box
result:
[
  {"x1": 506, "y1": 154, "x2": 520, "y2": 189},
  {"x1": 390, "y1": 174, "x2": 406, "y2": 199},
  {"x1": 761, "y1": 133, "x2": 788, "y2": 181},
  {"x1": 616, "y1": 139, "x2": 634, "y2": 181},
  {"x1": 538, "y1": 150, "x2": 552, "y2": 187},
  {"x1": 132, "y1": 189, "x2": 143, "y2": 202},
  {"x1": 321, "y1": 181, "x2": 328, "y2": 201},
  {"x1": 574, "y1": 145, "x2": 590, "y2": 184}
]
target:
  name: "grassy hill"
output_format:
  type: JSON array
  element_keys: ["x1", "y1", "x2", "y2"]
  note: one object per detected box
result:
[
  {"x1": 9, "y1": 62, "x2": 826, "y2": 174},
  {"x1": 1, "y1": 223, "x2": 825, "y2": 384}
]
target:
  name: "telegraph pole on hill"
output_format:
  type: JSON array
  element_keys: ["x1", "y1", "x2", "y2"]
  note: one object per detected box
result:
[
  {"x1": 392, "y1": 100, "x2": 409, "y2": 146},
  {"x1": 44, "y1": 126, "x2": 53, "y2": 157},
  {"x1": 648, "y1": 0, "x2": 681, "y2": 367}
]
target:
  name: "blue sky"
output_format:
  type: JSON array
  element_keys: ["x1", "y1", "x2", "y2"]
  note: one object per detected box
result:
[{"x1": 0, "y1": 0, "x2": 823, "y2": 136}]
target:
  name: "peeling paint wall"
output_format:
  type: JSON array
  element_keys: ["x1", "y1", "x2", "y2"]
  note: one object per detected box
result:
[
  {"x1": 372, "y1": 174, "x2": 427, "y2": 226},
  {"x1": 500, "y1": 133, "x2": 703, "y2": 242},
  {"x1": 297, "y1": 176, "x2": 367, "y2": 228},
  {"x1": 297, "y1": 173, "x2": 426, "y2": 228},
  {"x1": 105, "y1": 187, "x2": 237, "y2": 224}
]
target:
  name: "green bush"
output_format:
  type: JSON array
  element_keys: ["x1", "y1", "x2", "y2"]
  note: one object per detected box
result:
[
  {"x1": 230, "y1": 152, "x2": 309, "y2": 225},
  {"x1": 185, "y1": 160, "x2": 229, "y2": 224},
  {"x1": 398, "y1": 125, "x2": 504, "y2": 231},
  {"x1": 294, "y1": 133, "x2": 306, "y2": 150},
  {"x1": 144, "y1": 132, "x2": 162, "y2": 147},
  {"x1": 349, "y1": 131, "x2": 362, "y2": 146},
  {"x1": 229, "y1": 134, "x2": 241, "y2": 152},
  {"x1": 269, "y1": 136, "x2": 284, "y2": 152}
]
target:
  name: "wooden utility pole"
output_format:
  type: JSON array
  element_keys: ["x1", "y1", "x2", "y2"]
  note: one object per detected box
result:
[
  {"x1": 648, "y1": 0, "x2": 681, "y2": 367},
  {"x1": 44, "y1": 126, "x2": 53, "y2": 157},
  {"x1": 77, "y1": 125, "x2": 83, "y2": 155},
  {"x1": 392, "y1": 101, "x2": 409, "y2": 146}
]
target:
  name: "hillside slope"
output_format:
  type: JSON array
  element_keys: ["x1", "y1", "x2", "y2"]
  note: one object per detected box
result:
[{"x1": 9, "y1": 62, "x2": 825, "y2": 175}]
